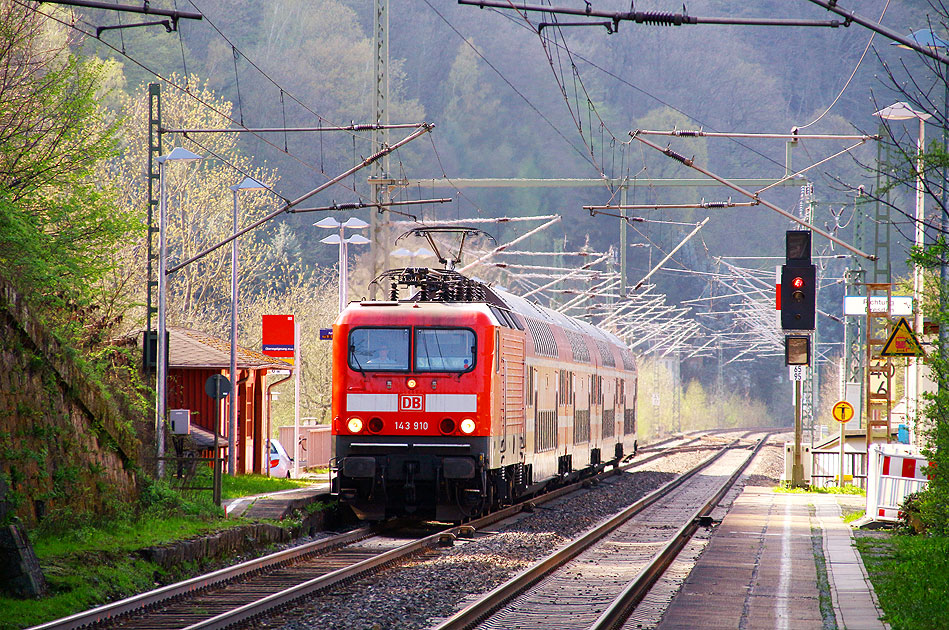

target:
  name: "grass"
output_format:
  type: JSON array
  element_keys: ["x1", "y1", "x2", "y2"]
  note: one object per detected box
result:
[
  {"x1": 774, "y1": 483, "x2": 866, "y2": 495},
  {"x1": 218, "y1": 470, "x2": 310, "y2": 500},
  {"x1": 0, "y1": 472, "x2": 317, "y2": 630},
  {"x1": 856, "y1": 534, "x2": 949, "y2": 630}
]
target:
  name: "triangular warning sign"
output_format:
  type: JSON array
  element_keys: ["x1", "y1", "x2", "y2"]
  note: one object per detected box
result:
[{"x1": 880, "y1": 317, "x2": 925, "y2": 357}]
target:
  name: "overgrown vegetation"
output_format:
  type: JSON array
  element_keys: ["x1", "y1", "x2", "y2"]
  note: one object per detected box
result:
[
  {"x1": 856, "y1": 535, "x2": 949, "y2": 630},
  {"x1": 0, "y1": 470, "x2": 317, "y2": 630}
]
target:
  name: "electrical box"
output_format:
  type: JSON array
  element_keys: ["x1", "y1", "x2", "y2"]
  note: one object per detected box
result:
[
  {"x1": 782, "y1": 442, "x2": 812, "y2": 484},
  {"x1": 170, "y1": 409, "x2": 191, "y2": 435}
]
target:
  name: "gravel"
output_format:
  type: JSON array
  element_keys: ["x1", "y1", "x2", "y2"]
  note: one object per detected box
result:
[{"x1": 245, "y1": 435, "x2": 783, "y2": 630}]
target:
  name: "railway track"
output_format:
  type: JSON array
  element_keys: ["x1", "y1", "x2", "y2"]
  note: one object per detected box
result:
[
  {"x1": 430, "y1": 432, "x2": 772, "y2": 630},
  {"x1": 32, "y1": 434, "x2": 728, "y2": 630}
]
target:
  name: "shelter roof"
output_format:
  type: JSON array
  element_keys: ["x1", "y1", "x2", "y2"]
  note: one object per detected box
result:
[{"x1": 168, "y1": 326, "x2": 292, "y2": 370}]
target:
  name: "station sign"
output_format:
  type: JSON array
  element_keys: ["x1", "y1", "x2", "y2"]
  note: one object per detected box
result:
[
  {"x1": 263, "y1": 314, "x2": 295, "y2": 364},
  {"x1": 843, "y1": 295, "x2": 912, "y2": 316}
]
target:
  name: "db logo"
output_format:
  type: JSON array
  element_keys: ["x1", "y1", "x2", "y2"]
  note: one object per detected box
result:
[{"x1": 400, "y1": 395, "x2": 423, "y2": 411}]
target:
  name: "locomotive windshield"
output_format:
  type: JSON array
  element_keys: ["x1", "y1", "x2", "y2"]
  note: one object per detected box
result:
[
  {"x1": 415, "y1": 328, "x2": 476, "y2": 372},
  {"x1": 349, "y1": 327, "x2": 410, "y2": 371}
]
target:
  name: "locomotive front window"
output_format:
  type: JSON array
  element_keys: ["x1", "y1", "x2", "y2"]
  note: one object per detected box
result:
[
  {"x1": 349, "y1": 327, "x2": 410, "y2": 371},
  {"x1": 415, "y1": 328, "x2": 476, "y2": 372}
]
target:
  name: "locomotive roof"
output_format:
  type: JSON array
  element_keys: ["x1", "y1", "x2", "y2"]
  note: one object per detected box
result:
[{"x1": 373, "y1": 267, "x2": 629, "y2": 354}]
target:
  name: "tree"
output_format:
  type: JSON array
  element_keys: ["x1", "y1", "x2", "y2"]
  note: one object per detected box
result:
[
  {"x1": 103, "y1": 76, "x2": 283, "y2": 340},
  {"x1": 0, "y1": 1, "x2": 135, "y2": 338}
]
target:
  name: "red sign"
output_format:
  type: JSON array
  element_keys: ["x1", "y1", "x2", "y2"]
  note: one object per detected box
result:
[{"x1": 262, "y1": 315, "x2": 295, "y2": 360}]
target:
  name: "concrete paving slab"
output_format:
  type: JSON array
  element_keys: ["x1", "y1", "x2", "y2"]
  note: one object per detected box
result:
[{"x1": 656, "y1": 487, "x2": 890, "y2": 630}]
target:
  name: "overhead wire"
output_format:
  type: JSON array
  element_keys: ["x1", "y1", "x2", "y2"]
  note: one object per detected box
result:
[
  {"x1": 24, "y1": 0, "x2": 383, "y2": 205},
  {"x1": 420, "y1": 0, "x2": 595, "y2": 169}
]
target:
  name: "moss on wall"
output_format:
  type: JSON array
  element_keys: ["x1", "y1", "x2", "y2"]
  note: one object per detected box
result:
[{"x1": 0, "y1": 279, "x2": 144, "y2": 527}]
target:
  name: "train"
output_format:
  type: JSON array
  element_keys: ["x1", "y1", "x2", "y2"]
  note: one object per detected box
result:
[{"x1": 330, "y1": 266, "x2": 638, "y2": 521}]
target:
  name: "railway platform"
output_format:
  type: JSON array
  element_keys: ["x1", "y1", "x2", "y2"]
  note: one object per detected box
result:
[
  {"x1": 657, "y1": 487, "x2": 888, "y2": 630},
  {"x1": 223, "y1": 478, "x2": 331, "y2": 519}
]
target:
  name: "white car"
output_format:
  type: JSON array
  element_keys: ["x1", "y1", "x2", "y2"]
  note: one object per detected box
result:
[{"x1": 267, "y1": 439, "x2": 294, "y2": 478}]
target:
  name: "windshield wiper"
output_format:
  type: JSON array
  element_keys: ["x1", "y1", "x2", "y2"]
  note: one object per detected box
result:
[{"x1": 349, "y1": 344, "x2": 367, "y2": 376}]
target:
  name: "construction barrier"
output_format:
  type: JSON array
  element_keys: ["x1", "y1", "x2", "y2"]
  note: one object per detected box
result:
[{"x1": 866, "y1": 443, "x2": 931, "y2": 522}]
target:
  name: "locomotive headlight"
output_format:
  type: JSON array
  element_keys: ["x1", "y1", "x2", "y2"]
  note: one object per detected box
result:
[
  {"x1": 407, "y1": 378, "x2": 417, "y2": 389},
  {"x1": 347, "y1": 417, "x2": 364, "y2": 433},
  {"x1": 460, "y1": 418, "x2": 476, "y2": 434}
]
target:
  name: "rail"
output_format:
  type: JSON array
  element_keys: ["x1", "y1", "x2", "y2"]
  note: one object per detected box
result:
[
  {"x1": 431, "y1": 437, "x2": 751, "y2": 630},
  {"x1": 33, "y1": 436, "x2": 719, "y2": 630}
]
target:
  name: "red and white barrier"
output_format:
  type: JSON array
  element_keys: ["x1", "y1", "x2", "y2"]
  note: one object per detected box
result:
[{"x1": 866, "y1": 444, "x2": 931, "y2": 522}]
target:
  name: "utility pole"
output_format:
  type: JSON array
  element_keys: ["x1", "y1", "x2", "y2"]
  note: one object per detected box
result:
[
  {"x1": 145, "y1": 83, "x2": 162, "y2": 371},
  {"x1": 369, "y1": 0, "x2": 389, "y2": 299}
]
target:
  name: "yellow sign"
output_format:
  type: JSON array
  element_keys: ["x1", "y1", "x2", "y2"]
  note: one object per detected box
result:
[
  {"x1": 880, "y1": 317, "x2": 925, "y2": 357},
  {"x1": 832, "y1": 400, "x2": 855, "y2": 424}
]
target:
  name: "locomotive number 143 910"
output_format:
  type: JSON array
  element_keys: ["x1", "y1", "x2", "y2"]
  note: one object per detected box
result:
[{"x1": 394, "y1": 421, "x2": 429, "y2": 432}]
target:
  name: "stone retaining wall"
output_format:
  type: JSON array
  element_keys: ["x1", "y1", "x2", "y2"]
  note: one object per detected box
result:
[{"x1": 0, "y1": 275, "x2": 141, "y2": 526}]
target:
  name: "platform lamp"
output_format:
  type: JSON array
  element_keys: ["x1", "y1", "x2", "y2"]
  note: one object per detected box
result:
[
  {"x1": 156, "y1": 147, "x2": 203, "y2": 478},
  {"x1": 316, "y1": 217, "x2": 370, "y2": 313},
  {"x1": 874, "y1": 102, "x2": 931, "y2": 435},
  {"x1": 228, "y1": 177, "x2": 267, "y2": 476}
]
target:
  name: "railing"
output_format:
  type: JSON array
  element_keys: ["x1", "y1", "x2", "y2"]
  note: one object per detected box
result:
[{"x1": 809, "y1": 450, "x2": 868, "y2": 489}]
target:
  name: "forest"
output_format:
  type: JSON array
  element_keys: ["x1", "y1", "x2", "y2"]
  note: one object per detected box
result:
[{"x1": 5, "y1": 0, "x2": 939, "y2": 428}]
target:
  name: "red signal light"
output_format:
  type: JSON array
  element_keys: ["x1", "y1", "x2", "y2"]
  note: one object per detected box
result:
[{"x1": 791, "y1": 276, "x2": 805, "y2": 289}]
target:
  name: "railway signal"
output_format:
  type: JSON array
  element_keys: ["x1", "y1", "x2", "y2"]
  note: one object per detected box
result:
[
  {"x1": 780, "y1": 230, "x2": 817, "y2": 330},
  {"x1": 785, "y1": 335, "x2": 811, "y2": 366}
]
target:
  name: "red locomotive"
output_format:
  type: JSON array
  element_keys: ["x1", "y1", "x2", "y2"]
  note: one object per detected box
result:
[{"x1": 330, "y1": 265, "x2": 638, "y2": 521}]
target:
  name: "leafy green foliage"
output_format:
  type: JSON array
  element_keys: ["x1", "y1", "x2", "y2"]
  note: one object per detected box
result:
[
  {"x1": 907, "y1": 237, "x2": 949, "y2": 534},
  {"x1": 0, "y1": 4, "x2": 138, "y2": 336}
]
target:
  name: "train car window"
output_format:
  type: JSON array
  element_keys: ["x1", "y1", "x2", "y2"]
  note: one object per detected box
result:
[
  {"x1": 415, "y1": 328, "x2": 476, "y2": 372},
  {"x1": 349, "y1": 327, "x2": 410, "y2": 371},
  {"x1": 488, "y1": 305, "x2": 510, "y2": 328},
  {"x1": 505, "y1": 310, "x2": 525, "y2": 330},
  {"x1": 501, "y1": 309, "x2": 521, "y2": 330}
]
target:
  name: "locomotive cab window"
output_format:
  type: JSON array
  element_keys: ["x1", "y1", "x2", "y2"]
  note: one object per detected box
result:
[
  {"x1": 349, "y1": 327, "x2": 410, "y2": 371},
  {"x1": 415, "y1": 328, "x2": 476, "y2": 372}
]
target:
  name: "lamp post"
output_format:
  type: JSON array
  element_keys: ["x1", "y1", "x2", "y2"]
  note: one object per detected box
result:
[
  {"x1": 316, "y1": 217, "x2": 370, "y2": 313},
  {"x1": 874, "y1": 102, "x2": 931, "y2": 433},
  {"x1": 156, "y1": 147, "x2": 203, "y2": 478},
  {"x1": 227, "y1": 177, "x2": 267, "y2": 476},
  {"x1": 895, "y1": 29, "x2": 949, "y2": 419}
]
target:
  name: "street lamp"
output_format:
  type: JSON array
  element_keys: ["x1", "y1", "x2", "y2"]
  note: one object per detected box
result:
[
  {"x1": 156, "y1": 147, "x2": 203, "y2": 478},
  {"x1": 227, "y1": 177, "x2": 267, "y2": 476},
  {"x1": 874, "y1": 102, "x2": 932, "y2": 434},
  {"x1": 316, "y1": 217, "x2": 370, "y2": 312}
]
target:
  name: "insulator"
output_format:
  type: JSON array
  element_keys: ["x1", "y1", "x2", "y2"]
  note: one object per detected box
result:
[
  {"x1": 663, "y1": 147, "x2": 693, "y2": 166},
  {"x1": 631, "y1": 11, "x2": 693, "y2": 26},
  {"x1": 675, "y1": 130, "x2": 701, "y2": 136},
  {"x1": 389, "y1": 281, "x2": 398, "y2": 301}
]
